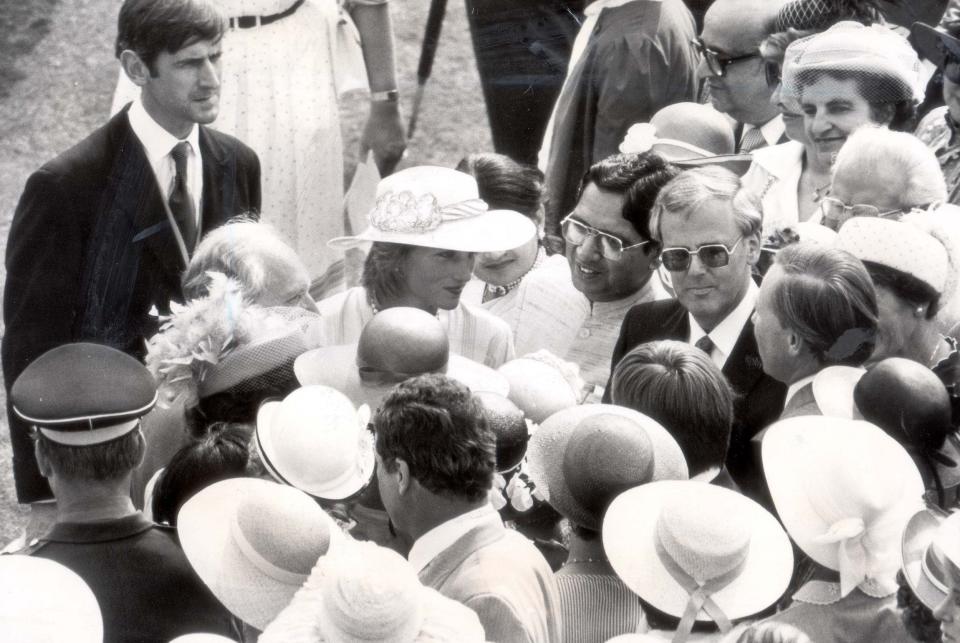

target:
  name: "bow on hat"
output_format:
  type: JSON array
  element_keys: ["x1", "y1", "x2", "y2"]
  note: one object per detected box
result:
[{"x1": 813, "y1": 515, "x2": 901, "y2": 597}]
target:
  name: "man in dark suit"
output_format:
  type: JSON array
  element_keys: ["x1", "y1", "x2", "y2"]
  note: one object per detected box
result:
[
  {"x1": 3, "y1": 0, "x2": 260, "y2": 507},
  {"x1": 606, "y1": 166, "x2": 786, "y2": 502}
]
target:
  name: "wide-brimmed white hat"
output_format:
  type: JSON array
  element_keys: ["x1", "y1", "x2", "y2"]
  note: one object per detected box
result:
[
  {"x1": 497, "y1": 353, "x2": 583, "y2": 424},
  {"x1": 177, "y1": 478, "x2": 344, "y2": 630},
  {"x1": 763, "y1": 416, "x2": 924, "y2": 597},
  {"x1": 295, "y1": 308, "x2": 508, "y2": 410},
  {"x1": 328, "y1": 166, "x2": 536, "y2": 253},
  {"x1": 527, "y1": 404, "x2": 688, "y2": 507},
  {"x1": 255, "y1": 386, "x2": 375, "y2": 501},
  {"x1": 260, "y1": 540, "x2": 485, "y2": 642},
  {"x1": 901, "y1": 508, "x2": 960, "y2": 611},
  {"x1": 0, "y1": 556, "x2": 102, "y2": 642},
  {"x1": 604, "y1": 481, "x2": 793, "y2": 638}
]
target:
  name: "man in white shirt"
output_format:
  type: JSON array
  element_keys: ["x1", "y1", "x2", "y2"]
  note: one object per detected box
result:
[
  {"x1": 3, "y1": 0, "x2": 260, "y2": 509},
  {"x1": 697, "y1": 0, "x2": 787, "y2": 152},
  {"x1": 752, "y1": 242, "x2": 878, "y2": 419},
  {"x1": 607, "y1": 166, "x2": 786, "y2": 503},
  {"x1": 375, "y1": 374, "x2": 562, "y2": 643}
]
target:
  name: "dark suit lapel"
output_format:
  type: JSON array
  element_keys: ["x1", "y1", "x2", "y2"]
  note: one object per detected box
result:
[
  {"x1": 723, "y1": 317, "x2": 767, "y2": 396},
  {"x1": 199, "y1": 125, "x2": 229, "y2": 246}
]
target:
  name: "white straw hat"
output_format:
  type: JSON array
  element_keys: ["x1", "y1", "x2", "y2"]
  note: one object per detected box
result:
[
  {"x1": 901, "y1": 508, "x2": 960, "y2": 611},
  {"x1": 329, "y1": 166, "x2": 536, "y2": 253},
  {"x1": 604, "y1": 481, "x2": 793, "y2": 637},
  {"x1": 811, "y1": 365, "x2": 865, "y2": 419},
  {"x1": 260, "y1": 541, "x2": 485, "y2": 642},
  {"x1": 497, "y1": 354, "x2": 583, "y2": 424},
  {"x1": 762, "y1": 416, "x2": 924, "y2": 597},
  {"x1": 255, "y1": 386, "x2": 375, "y2": 501},
  {"x1": 177, "y1": 478, "x2": 344, "y2": 630},
  {"x1": 0, "y1": 556, "x2": 102, "y2": 642},
  {"x1": 526, "y1": 404, "x2": 688, "y2": 506}
]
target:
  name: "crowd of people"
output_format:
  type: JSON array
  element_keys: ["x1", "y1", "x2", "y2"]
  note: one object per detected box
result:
[{"x1": 6, "y1": 0, "x2": 960, "y2": 641}]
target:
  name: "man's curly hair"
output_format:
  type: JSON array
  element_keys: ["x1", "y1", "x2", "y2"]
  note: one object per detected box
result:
[{"x1": 375, "y1": 374, "x2": 495, "y2": 502}]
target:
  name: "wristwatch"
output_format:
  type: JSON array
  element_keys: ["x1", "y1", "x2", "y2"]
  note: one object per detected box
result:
[{"x1": 370, "y1": 89, "x2": 399, "y2": 103}]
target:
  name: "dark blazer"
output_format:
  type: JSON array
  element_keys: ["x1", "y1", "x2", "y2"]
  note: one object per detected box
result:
[
  {"x1": 2, "y1": 108, "x2": 260, "y2": 502},
  {"x1": 605, "y1": 298, "x2": 787, "y2": 502}
]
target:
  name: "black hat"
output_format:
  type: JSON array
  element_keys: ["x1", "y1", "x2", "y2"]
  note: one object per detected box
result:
[
  {"x1": 910, "y1": 22, "x2": 960, "y2": 70},
  {"x1": 12, "y1": 343, "x2": 157, "y2": 446},
  {"x1": 474, "y1": 391, "x2": 529, "y2": 474}
]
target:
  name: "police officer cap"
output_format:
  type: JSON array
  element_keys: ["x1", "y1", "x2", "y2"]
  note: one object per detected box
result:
[{"x1": 12, "y1": 342, "x2": 157, "y2": 446}]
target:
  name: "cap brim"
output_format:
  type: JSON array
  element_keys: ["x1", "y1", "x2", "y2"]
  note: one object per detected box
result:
[
  {"x1": 910, "y1": 22, "x2": 960, "y2": 68},
  {"x1": 526, "y1": 404, "x2": 688, "y2": 506},
  {"x1": 674, "y1": 154, "x2": 754, "y2": 177},
  {"x1": 603, "y1": 481, "x2": 793, "y2": 621},
  {"x1": 901, "y1": 508, "x2": 948, "y2": 610},
  {"x1": 328, "y1": 210, "x2": 537, "y2": 253},
  {"x1": 177, "y1": 478, "x2": 343, "y2": 630}
]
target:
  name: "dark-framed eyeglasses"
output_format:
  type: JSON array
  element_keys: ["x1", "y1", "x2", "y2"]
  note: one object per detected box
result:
[
  {"x1": 692, "y1": 38, "x2": 761, "y2": 77},
  {"x1": 659, "y1": 238, "x2": 744, "y2": 272},
  {"x1": 560, "y1": 215, "x2": 651, "y2": 261},
  {"x1": 764, "y1": 60, "x2": 782, "y2": 89}
]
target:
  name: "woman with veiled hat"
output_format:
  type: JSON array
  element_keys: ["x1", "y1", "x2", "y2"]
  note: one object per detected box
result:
[
  {"x1": 743, "y1": 18, "x2": 922, "y2": 234},
  {"x1": 318, "y1": 165, "x2": 537, "y2": 368}
]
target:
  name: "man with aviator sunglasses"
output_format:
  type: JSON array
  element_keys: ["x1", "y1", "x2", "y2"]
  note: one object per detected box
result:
[
  {"x1": 606, "y1": 166, "x2": 786, "y2": 507},
  {"x1": 697, "y1": 0, "x2": 788, "y2": 152}
]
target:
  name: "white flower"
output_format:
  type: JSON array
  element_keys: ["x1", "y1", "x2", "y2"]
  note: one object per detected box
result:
[{"x1": 619, "y1": 123, "x2": 658, "y2": 154}]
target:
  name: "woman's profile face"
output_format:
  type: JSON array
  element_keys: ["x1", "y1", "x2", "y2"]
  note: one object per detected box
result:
[
  {"x1": 868, "y1": 283, "x2": 922, "y2": 365},
  {"x1": 801, "y1": 75, "x2": 886, "y2": 164},
  {"x1": 397, "y1": 246, "x2": 476, "y2": 314},
  {"x1": 933, "y1": 559, "x2": 960, "y2": 642},
  {"x1": 474, "y1": 236, "x2": 540, "y2": 287}
]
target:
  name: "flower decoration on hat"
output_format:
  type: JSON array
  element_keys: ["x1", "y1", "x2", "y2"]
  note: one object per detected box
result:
[
  {"x1": 619, "y1": 123, "x2": 658, "y2": 155},
  {"x1": 368, "y1": 190, "x2": 488, "y2": 235}
]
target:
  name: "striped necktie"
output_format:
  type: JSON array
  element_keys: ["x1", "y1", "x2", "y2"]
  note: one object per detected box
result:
[{"x1": 169, "y1": 141, "x2": 197, "y2": 254}]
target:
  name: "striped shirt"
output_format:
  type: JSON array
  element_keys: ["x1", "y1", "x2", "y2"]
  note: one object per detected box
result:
[{"x1": 555, "y1": 568, "x2": 646, "y2": 643}]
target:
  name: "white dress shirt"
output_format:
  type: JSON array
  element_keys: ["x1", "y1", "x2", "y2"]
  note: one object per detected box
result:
[
  {"x1": 408, "y1": 504, "x2": 503, "y2": 574},
  {"x1": 741, "y1": 114, "x2": 785, "y2": 150},
  {"x1": 785, "y1": 373, "x2": 817, "y2": 409},
  {"x1": 687, "y1": 280, "x2": 759, "y2": 370},
  {"x1": 127, "y1": 98, "x2": 203, "y2": 225}
]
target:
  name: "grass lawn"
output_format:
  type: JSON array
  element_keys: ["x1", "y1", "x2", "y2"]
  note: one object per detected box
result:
[{"x1": 0, "y1": 0, "x2": 492, "y2": 542}]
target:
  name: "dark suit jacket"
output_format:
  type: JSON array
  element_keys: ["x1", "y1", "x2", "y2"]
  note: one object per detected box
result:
[
  {"x1": 2, "y1": 108, "x2": 260, "y2": 502},
  {"x1": 605, "y1": 298, "x2": 787, "y2": 503}
]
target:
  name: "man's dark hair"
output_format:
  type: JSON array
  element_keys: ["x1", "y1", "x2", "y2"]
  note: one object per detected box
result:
[
  {"x1": 116, "y1": 0, "x2": 225, "y2": 73},
  {"x1": 576, "y1": 152, "x2": 681, "y2": 243},
  {"x1": 611, "y1": 340, "x2": 734, "y2": 476},
  {"x1": 35, "y1": 429, "x2": 144, "y2": 482},
  {"x1": 375, "y1": 374, "x2": 495, "y2": 502},
  {"x1": 772, "y1": 243, "x2": 879, "y2": 367}
]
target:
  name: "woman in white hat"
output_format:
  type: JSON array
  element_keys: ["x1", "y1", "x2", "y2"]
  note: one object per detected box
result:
[
  {"x1": 319, "y1": 165, "x2": 538, "y2": 368},
  {"x1": 527, "y1": 409, "x2": 688, "y2": 643},
  {"x1": 603, "y1": 480, "x2": 793, "y2": 642},
  {"x1": 751, "y1": 22, "x2": 922, "y2": 232},
  {"x1": 900, "y1": 509, "x2": 960, "y2": 643},
  {"x1": 761, "y1": 416, "x2": 925, "y2": 642},
  {"x1": 260, "y1": 540, "x2": 485, "y2": 642},
  {"x1": 837, "y1": 213, "x2": 960, "y2": 385}
]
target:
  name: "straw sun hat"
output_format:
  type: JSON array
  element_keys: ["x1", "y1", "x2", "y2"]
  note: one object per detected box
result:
[
  {"x1": 255, "y1": 385, "x2": 375, "y2": 501},
  {"x1": 603, "y1": 481, "x2": 793, "y2": 639},
  {"x1": 177, "y1": 478, "x2": 344, "y2": 630},
  {"x1": 259, "y1": 541, "x2": 485, "y2": 642},
  {"x1": 901, "y1": 508, "x2": 960, "y2": 611},
  {"x1": 329, "y1": 165, "x2": 536, "y2": 253}
]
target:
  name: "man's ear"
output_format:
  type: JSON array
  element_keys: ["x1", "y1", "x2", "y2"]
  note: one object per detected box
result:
[
  {"x1": 787, "y1": 328, "x2": 804, "y2": 356},
  {"x1": 120, "y1": 50, "x2": 151, "y2": 87},
  {"x1": 34, "y1": 438, "x2": 52, "y2": 479},
  {"x1": 396, "y1": 458, "x2": 412, "y2": 496}
]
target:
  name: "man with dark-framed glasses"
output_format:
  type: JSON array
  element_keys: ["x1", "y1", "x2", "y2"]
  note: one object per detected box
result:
[
  {"x1": 606, "y1": 166, "x2": 786, "y2": 506},
  {"x1": 698, "y1": 0, "x2": 788, "y2": 152},
  {"x1": 511, "y1": 153, "x2": 679, "y2": 397}
]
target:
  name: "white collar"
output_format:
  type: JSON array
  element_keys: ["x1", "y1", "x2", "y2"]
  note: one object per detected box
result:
[
  {"x1": 750, "y1": 140, "x2": 805, "y2": 178},
  {"x1": 785, "y1": 373, "x2": 817, "y2": 408},
  {"x1": 689, "y1": 466, "x2": 721, "y2": 483},
  {"x1": 688, "y1": 279, "x2": 759, "y2": 365},
  {"x1": 743, "y1": 115, "x2": 785, "y2": 148},
  {"x1": 408, "y1": 504, "x2": 501, "y2": 574},
  {"x1": 127, "y1": 98, "x2": 200, "y2": 165}
]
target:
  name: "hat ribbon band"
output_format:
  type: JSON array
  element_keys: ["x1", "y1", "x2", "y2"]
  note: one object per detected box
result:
[
  {"x1": 230, "y1": 513, "x2": 310, "y2": 586},
  {"x1": 921, "y1": 541, "x2": 954, "y2": 595},
  {"x1": 357, "y1": 362, "x2": 447, "y2": 386},
  {"x1": 654, "y1": 539, "x2": 743, "y2": 643}
]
